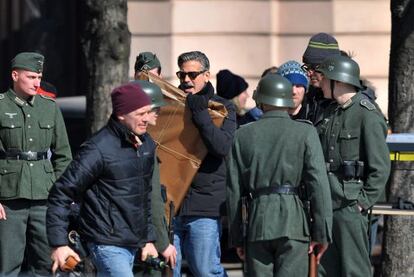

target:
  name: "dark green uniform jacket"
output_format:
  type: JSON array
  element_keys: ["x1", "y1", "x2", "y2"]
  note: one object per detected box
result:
[
  {"x1": 0, "y1": 89, "x2": 72, "y2": 200},
  {"x1": 151, "y1": 157, "x2": 169, "y2": 252},
  {"x1": 316, "y1": 92, "x2": 391, "y2": 210},
  {"x1": 227, "y1": 110, "x2": 332, "y2": 247}
]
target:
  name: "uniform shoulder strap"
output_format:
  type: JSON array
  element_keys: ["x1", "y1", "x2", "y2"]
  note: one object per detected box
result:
[
  {"x1": 360, "y1": 99, "x2": 376, "y2": 111},
  {"x1": 295, "y1": 118, "x2": 313, "y2": 125},
  {"x1": 39, "y1": 94, "x2": 56, "y2": 102}
]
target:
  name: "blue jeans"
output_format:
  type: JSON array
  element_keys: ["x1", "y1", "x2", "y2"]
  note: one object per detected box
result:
[
  {"x1": 173, "y1": 216, "x2": 227, "y2": 277},
  {"x1": 87, "y1": 243, "x2": 136, "y2": 277}
]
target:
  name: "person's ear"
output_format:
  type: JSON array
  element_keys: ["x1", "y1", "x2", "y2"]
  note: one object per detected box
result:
[
  {"x1": 11, "y1": 70, "x2": 18, "y2": 82},
  {"x1": 204, "y1": 71, "x2": 210, "y2": 82}
]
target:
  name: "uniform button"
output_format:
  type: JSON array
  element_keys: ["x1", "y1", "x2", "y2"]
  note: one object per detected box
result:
[
  {"x1": 28, "y1": 125, "x2": 31, "y2": 128},
  {"x1": 347, "y1": 134, "x2": 351, "y2": 138},
  {"x1": 330, "y1": 146, "x2": 334, "y2": 150},
  {"x1": 27, "y1": 114, "x2": 31, "y2": 118},
  {"x1": 331, "y1": 134, "x2": 335, "y2": 137},
  {"x1": 3, "y1": 169, "x2": 7, "y2": 173},
  {"x1": 29, "y1": 163, "x2": 34, "y2": 167},
  {"x1": 329, "y1": 159, "x2": 334, "y2": 163},
  {"x1": 11, "y1": 125, "x2": 14, "y2": 128},
  {"x1": 328, "y1": 172, "x2": 333, "y2": 175},
  {"x1": 29, "y1": 138, "x2": 33, "y2": 142},
  {"x1": 47, "y1": 125, "x2": 50, "y2": 128}
]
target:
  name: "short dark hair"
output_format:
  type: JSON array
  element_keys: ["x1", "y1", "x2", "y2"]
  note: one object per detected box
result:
[{"x1": 261, "y1": 66, "x2": 278, "y2": 78}]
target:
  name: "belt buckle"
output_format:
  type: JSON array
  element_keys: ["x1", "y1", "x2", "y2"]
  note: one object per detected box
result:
[{"x1": 26, "y1": 151, "x2": 37, "y2": 161}]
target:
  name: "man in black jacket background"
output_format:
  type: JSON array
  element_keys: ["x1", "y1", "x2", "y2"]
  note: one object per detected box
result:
[
  {"x1": 173, "y1": 51, "x2": 236, "y2": 276},
  {"x1": 47, "y1": 82, "x2": 158, "y2": 277}
]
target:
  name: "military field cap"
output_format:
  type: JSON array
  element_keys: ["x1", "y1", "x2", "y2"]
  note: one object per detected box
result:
[
  {"x1": 216, "y1": 69, "x2": 248, "y2": 100},
  {"x1": 302, "y1": 33, "x2": 340, "y2": 65},
  {"x1": 277, "y1": 60, "x2": 309, "y2": 92},
  {"x1": 11, "y1": 52, "x2": 44, "y2": 73},
  {"x1": 135, "y1": 52, "x2": 161, "y2": 72}
]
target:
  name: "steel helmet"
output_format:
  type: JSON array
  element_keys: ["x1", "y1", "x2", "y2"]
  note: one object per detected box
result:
[
  {"x1": 253, "y1": 74, "x2": 294, "y2": 108},
  {"x1": 317, "y1": 55, "x2": 362, "y2": 88},
  {"x1": 131, "y1": 80, "x2": 166, "y2": 109}
]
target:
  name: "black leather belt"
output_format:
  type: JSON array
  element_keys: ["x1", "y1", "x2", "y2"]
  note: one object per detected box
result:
[
  {"x1": 0, "y1": 150, "x2": 48, "y2": 161},
  {"x1": 249, "y1": 185, "x2": 298, "y2": 199}
]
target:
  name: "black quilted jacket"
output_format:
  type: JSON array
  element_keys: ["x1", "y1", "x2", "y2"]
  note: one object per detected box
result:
[{"x1": 47, "y1": 116, "x2": 156, "y2": 248}]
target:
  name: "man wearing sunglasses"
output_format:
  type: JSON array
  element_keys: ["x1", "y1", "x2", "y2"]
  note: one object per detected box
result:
[
  {"x1": 301, "y1": 33, "x2": 341, "y2": 124},
  {"x1": 173, "y1": 51, "x2": 236, "y2": 276}
]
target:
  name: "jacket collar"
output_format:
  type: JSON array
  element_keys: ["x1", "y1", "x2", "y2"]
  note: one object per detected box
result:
[
  {"x1": 340, "y1": 92, "x2": 362, "y2": 110},
  {"x1": 261, "y1": 110, "x2": 290, "y2": 119},
  {"x1": 198, "y1": 81, "x2": 215, "y2": 99},
  {"x1": 6, "y1": 89, "x2": 35, "y2": 106},
  {"x1": 108, "y1": 115, "x2": 147, "y2": 148}
]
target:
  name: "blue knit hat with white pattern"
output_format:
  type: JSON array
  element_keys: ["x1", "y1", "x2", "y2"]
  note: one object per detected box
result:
[{"x1": 277, "y1": 60, "x2": 309, "y2": 92}]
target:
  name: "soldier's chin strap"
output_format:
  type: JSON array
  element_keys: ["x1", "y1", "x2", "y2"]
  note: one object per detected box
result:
[{"x1": 330, "y1": 79, "x2": 336, "y2": 100}]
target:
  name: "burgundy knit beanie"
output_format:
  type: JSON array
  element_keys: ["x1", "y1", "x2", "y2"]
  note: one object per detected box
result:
[{"x1": 111, "y1": 83, "x2": 151, "y2": 116}]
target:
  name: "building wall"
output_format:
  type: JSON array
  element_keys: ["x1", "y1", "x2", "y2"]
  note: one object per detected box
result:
[{"x1": 128, "y1": 0, "x2": 390, "y2": 115}]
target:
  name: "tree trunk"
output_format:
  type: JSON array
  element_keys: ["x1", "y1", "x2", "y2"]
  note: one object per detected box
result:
[
  {"x1": 79, "y1": 0, "x2": 131, "y2": 135},
  {"x1": 382, "y1": 1, "x2": 414, "y2": 276}
]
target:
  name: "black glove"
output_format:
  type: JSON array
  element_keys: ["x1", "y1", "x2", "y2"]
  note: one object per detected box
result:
[{"x1": 186, "y1": 93, "x2": 209, "y2": 112}]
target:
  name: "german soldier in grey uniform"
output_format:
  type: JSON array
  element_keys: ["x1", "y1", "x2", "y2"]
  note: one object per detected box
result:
[
  {"x1": 226, "y1": 74, "x2": 333, "y2": 277},
  {"x1": 0, "y1": 52, "x2": 72, "y2": 276},
  {"x1": 315, "y1": 55, "x2": 391, "y2": 277},
  {"x1": 134, "y1": 52, "x2": 162, "y2": 80}
]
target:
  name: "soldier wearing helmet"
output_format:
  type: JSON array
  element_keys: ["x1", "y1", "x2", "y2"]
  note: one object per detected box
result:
[
  {"x1": 134, "y1": 52, "x2": 162, "y2": 79},
  {"x1": 316, "y1": 55, "x2": 390, "y2": 277},
  {"x1": 132, "y1": 80, "x2": 166, "y2": 126},
  {"x1": 132, "y1": 73, "x2": 178, "y2": 274},
  {"x1": 227, "y1": 74, "x2": 332, "y2": 276}
]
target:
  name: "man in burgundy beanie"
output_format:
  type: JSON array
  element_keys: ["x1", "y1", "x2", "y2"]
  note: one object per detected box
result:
[{"x1": 47, "y1": 82, "x2": 159, "y2": 276}]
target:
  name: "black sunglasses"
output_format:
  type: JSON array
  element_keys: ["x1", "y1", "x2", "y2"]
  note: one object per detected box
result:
[
  {"x1": 301, "y1": 64, "x2": 319, "y2": 72},
  {"x1": 176, "y1": 70, "x2": 206, "y2": 80}
]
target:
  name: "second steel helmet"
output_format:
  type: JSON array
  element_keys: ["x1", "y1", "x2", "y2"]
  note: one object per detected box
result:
[
  {"x1": 317, "y1": 55, "x2": 362, "y2": 88},
  {"x1": 253, "y1": 74, "x2": 294, "y2": 108},
  {"x1": 131, "y1": 80, "x2": 166, "y2": 109}
]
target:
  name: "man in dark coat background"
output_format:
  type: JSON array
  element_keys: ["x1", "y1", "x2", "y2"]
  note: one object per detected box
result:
[{"x1": 173, "y1": 51, "x2": 236, "y2": 277}]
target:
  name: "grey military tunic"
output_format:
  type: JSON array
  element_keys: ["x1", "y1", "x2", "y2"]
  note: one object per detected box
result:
[
  {"x1": 0, "y1": 89, "x2": 72, "y2": 200},
  {"x1": 227, "y1": 110, "x2": 332, "y2": 276},
  {"x1": 0, "y1": 89, "x2": 72, "y2": 276},
  {"x1": 316, "y1": 92, "x2": 390, "y2": 277}
]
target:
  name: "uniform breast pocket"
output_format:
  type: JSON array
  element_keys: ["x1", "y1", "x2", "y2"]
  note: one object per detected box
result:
[
  {"x1": 339, "y1": 128, "x2": 360, "y2": 160},
  {"x1": 0, "y1": 119, "x2": 23, "y2": 148},
  {"x1": 38, "y1": 120, "x2": 55, "y2": 145}
]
